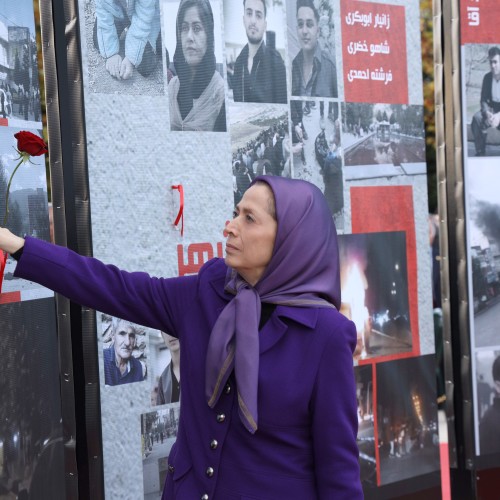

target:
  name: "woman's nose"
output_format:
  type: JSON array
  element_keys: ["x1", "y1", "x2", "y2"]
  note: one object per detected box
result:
[{"x1": 224, "y1": 219, "x2": 237, "y2": 237}]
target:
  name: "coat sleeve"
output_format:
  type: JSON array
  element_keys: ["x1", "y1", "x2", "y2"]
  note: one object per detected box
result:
[
  {"x1": 14, "y1": 237, "x2": 196, "y2": 335},
  {"x1": 125, "y1": 0, "x2": 157, "y2": 67},
  {"x1": 311, "y1": 315, "x2": 363, "y2": 499},
  {"x1": 95, "y1": 0, "x2": 120, "y2": 59}
]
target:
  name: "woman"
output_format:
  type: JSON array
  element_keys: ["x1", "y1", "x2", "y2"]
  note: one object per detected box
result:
[
  {"x1": 169, "y1": 0, "x2": 227, "y2": 132},
  {"x1": 291, "y1": 0, "x2": 338, "y2": 100},
  {"x1": 0, "y1": 176, "x2": 362, "y2": 498}
]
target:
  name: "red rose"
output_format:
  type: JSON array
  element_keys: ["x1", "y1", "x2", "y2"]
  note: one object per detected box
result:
[{"x1": 14, "y1": 130, "x2": 48, "y2": 157}]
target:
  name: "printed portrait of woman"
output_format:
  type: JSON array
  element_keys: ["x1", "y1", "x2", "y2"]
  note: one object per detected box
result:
[{"x1": 165, "y1": 0, "x2": 227, "y2": 131}]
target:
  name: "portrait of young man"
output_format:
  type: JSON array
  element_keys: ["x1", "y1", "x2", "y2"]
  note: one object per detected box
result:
[{"x1": 228, "y1": 0, "x2": 288, "y2": 104}]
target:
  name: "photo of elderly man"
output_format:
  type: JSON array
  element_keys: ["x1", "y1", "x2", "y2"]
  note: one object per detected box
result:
[{"x1": 103, "y1": 317, "x2": 146, "y2": 386}]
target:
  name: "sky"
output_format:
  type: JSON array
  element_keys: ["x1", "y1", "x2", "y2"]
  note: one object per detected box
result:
[{"x1": 0, "y1": 0, "x2": 36, "y2": 35}]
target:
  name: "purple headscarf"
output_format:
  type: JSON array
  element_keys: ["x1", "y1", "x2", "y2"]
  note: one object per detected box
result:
[{"x1": 205, "y1": 176, "x2": 341, "y2": 433}]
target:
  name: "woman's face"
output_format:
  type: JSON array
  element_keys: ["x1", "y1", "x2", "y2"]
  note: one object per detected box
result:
[
  {"x1": 297, "y1": 7, "x2": 319, "y2": 54},
  {"x1": 224, "y1": 183, "x2": 277, "y2": 286},
  {"x1": 181, "y1": 6, "x2": 208, "y2": 67}
]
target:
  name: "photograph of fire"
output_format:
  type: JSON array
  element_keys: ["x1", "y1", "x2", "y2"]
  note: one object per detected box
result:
[
  {"x1": 376, "y1": 355, "x2": 440, "y2": 485},
  {"x1": 338, "y1": 231, "x2": 413, "y2": 361}
]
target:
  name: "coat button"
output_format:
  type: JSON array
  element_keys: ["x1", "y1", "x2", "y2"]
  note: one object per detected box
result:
[
  {"x1": 210, "y1": 439, "x2": 218, "y2": 449},
  {"x1": 168, "y1": 464, "x2": 174, "y2": 473},
  {"x1": 224, "y1": 383, "x2": 231, "y2": 394},
  {"x1": 206, "y1": 467, "x2": 214, "y2": 477},
  {"x1": 201, "y1": 495, "x2": 209, "y2": 500},
  {"x1": 216, "y1": 413, "x2": 226, "y2": 423}
]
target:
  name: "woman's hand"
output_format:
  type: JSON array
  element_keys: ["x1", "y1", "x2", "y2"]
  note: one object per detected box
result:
[{"x1": 0, "y1": 227, "x2": 24, "y2": 255}]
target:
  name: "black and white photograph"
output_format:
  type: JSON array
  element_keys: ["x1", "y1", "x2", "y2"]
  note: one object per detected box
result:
[
  {"x1": 229, "y1": 102, "x2": 290, "y2": 206},
  {"x1": 224, "y1": 0, "x2": 287, "y2": 104},
  {"x1": 150, "y1": 330, "x2": 181, "y2": 407},
  {"x1": 466, "y1": 162, "x2": 500, "y2": 349},
  {"x1": 0, "y1": 0, "x2": 42, "y2": 126},
  {"x1": 101, "y1": 314, "x2": 148, "y2": 387},
  {"x1": 141, "y1": 404, "x2": 180, "y2": 500},
  {"x1": 463, "y1": 44, "x2": 500, "y2": 157},
  {"x1": 0, "y1": 298, "x2": 65, "y2": 499},
  {"x1": 342, "y1": 103, "x2": 426, "y2": 177},
  {"x1": 286, "y1": 0, "x2": 338, "y2": 100},
  {"x1": 0, "y1": 127, "x2": 49, "y2": 297},
  {"x1": 355, "y1": 364, "x2": 377, "y2": 489},
  {"x1": 476, "y1": 349, "x2": 500, "y2": 456},
  {"x1": 163, "y1": 0, "x2": 227, "y2": 131},
  {"x1": 376, "y1": 355, "x2": 440, "y2": 486},
  {"x1": 338, "y1": 231, "x2": 412, "y2": 361},
  {"x1": 291, "y1": 98, "x2": 343, "y2": 228},
  {"x1": 83, "y1": 0, "x2": 164, "y2": 95}
]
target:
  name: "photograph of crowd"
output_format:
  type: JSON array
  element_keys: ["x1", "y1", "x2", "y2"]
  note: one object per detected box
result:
[
  {"x1": 291, "y1": 98, "x2": 343, "y2": 228},
  {"x1": 376, "y1": 355, "x2": 440, "y2": 485},
  {"x1": 229, "y1": 102, "x2": 289, "y2": 205},
  {"x1": 150, "y1": 330, "x2": 181, "y2": 407},
  {"x1": 338, "y1": 231, "x2": 412, "y2": 361},
  {"x1": 466, "y1": 162, "x2": 500, "y2": 349},
  {"x1": 0, "y1": 298, "x2": 65, "y2": 499},
  {"x1": 141, "y1": 404, "x2": 180, "y2": 500},
  {"x1": 463, "y1": 44, "x2": 500, "y2": 157},
  {"x1": 342, "y1": 103, "x2": 426, "y2": 171},
  {"x1": 83, "y1": 0, "x2": 163, "y2": 95},
  {"x1": 476, "y1": 349, "x2": 500, "y2": 456},
  {"x1": 100, "y1": 314, "x2": 148, "y2": 387},
  {"x1": 355, "y1": 365, "x2": 376, "y2": 489},
  {"x1": 163, "y1": 0, "x2": 227, "y2": 131},
  {"x1": 0, "y1": 1, "x2": 42, "y2": 125}
]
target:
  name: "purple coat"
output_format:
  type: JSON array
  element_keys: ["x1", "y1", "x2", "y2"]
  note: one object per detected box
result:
[{"x1": 15, "y1": 237, "x2": 362, "y2": 499}]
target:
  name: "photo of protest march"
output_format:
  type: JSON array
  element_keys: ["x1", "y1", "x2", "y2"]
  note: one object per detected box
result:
[
  {"x1": 291, "y1": 98, "x2": 343, "y2": 229},
  {"x1": 376, "y1": 355, "x2": 440, "y2": 485},
  {"x1": 229, "y1": 102, "x2": 289, "y2": 205},
  {"x1": 342, "y1": 103, "x2": 426, "y2": 172},
  {"x1": 0, "y1": 0, "x2": 42, "y2": 126},
  {"x1": 141, "y1": 404, "x2": 180, "y2": 500},
  {"x1": 338, "y1": 231, "x2": 412, "y2": 361}
]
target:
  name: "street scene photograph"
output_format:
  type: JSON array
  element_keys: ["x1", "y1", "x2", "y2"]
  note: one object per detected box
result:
[
  {"x1": 141, "y1": 404, "x2": 180, "y2": 500},
  {"x1": 376, "y1": 355, "x2": 440, "y2": 485},
  {"x1": 341, "y1": 103, "x2": 426, "y2": 178},
  {"x1": 0, "y1": 0, "x2": 42, "y2": 127},
  {"x1": 466, "y1": 161, "x2": 500, "y2": 349},
  {"x1": 355, "y1": 364, "x2": 377, "y2": 489}
]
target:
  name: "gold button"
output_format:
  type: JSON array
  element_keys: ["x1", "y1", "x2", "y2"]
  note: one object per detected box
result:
[
  {"x1": 206, "y1": 467, "x2": 214, "y2": 477},
  {"x1": 210, "y1": 439, "x2": 218, "y2": 449},
  {"x1": 216, "y1": 413, "x2": 225, "y2": 423}
]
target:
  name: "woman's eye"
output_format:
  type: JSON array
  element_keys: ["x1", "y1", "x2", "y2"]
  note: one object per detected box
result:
[
  {"x1": 232, "y1": 210, "x2": 238, "y2": 218},
  {"x1": 246, "y1": 214, "x2": 254, "y2": 223}
]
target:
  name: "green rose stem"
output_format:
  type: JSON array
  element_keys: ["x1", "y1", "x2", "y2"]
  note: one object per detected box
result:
[{"x1": 3, "y1": 153, "x2": 28, "y2": 226}]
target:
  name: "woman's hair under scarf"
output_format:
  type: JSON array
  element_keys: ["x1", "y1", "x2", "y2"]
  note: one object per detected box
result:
[
  {"x1": 173, "y1": 0, "x2": 217, "y2": 120},
  {"x1": 206, "y1": 175, "x2": 341, "y2": 433}
]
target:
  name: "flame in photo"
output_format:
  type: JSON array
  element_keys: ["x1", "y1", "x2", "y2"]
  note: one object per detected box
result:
[{"x1": 341, "y1": 262, "x2": 369, "y2": 357}]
